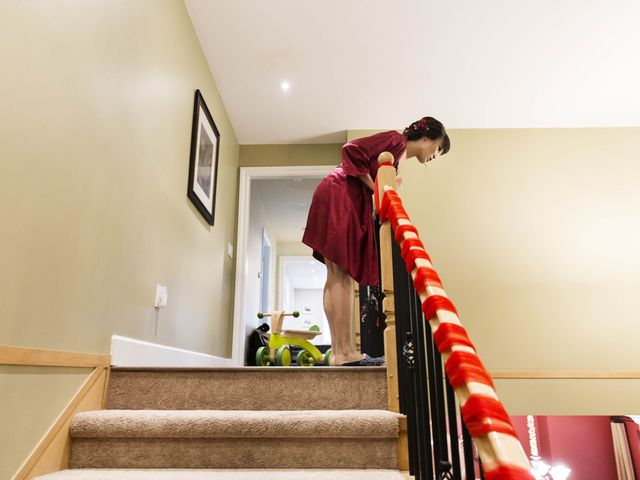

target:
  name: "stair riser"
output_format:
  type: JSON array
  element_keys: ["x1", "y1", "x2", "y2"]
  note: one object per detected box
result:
[
  {"x1": 35, "y1": 469, "x2": 409, "y2": 479},
  {"x1": 108, "y1": 369, "x2": 388, "y2": 410},
  {"x1": 70, "y1": 437, "x2": 397, "y2": 469}
]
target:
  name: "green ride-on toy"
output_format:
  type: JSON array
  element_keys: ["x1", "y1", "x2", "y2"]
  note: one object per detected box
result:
[{"x1": 255, "y1": 310, "x2": 331, "y2": 367}]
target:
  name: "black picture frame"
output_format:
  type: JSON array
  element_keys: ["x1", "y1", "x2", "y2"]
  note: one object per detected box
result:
[{"x1": 187, "y1": 89, "x2": 220, "y2": 226}]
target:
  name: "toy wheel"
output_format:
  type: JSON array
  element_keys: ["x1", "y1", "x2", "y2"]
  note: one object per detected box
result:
[
  {"x1": 323, "y1": 348, "x2": 332, "y2": 366},
  {"x1": 297, "y1": 350, "x2": 315, "y2": 367},
  {"x1": 275, "y1": 346, "x2": 291, "y2": 366},
  {"x1": 256, "y1": 347, "x2": 271, "y2": 366}
]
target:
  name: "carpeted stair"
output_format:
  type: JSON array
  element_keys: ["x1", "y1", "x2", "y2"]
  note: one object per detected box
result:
[
  {"x1": 35, "y1": 367, "x2": 408, "y2": 479},
  {"x1": 106, "y1": 367, "x2": 388, "y2": 410},
  {"x1": 35, "y1": 469, "x2": 409, "y2": 479}
]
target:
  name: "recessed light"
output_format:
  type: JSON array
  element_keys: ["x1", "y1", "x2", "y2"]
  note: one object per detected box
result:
[{"x1": 280, "y1": 81, "x2": 290, "y2": 92}]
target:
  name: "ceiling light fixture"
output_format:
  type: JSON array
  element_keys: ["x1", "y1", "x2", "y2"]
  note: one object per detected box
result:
[{"x1": 280, "y1": 81, "x2": 290, "y2": 92}]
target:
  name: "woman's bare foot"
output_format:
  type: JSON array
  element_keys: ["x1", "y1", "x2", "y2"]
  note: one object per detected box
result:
[{"x1": 330, "y1": 352, "x2": 364, "y2": 366}]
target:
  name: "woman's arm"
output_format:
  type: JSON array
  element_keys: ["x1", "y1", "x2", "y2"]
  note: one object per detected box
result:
[{"x1": 358, "y1": 173, "x2": 375, "y2": 192}]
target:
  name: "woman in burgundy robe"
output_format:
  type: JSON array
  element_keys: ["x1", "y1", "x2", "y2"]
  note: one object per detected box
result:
[{"x1": 302, "y1": 117, "x2": 451, "y2": 366}]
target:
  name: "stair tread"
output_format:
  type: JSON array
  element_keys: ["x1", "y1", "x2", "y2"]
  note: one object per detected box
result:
[
  {"x1": 35, "y1": 469, "x2": 407, "y2": 480},
  {"x1": 71, "y1": 409, "x2": 401, "y2": 439}
]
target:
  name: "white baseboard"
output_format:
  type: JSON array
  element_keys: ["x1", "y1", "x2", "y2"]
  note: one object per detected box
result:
[{"x1": 110, "y1": 335, "x2": 232, "y2": 368}]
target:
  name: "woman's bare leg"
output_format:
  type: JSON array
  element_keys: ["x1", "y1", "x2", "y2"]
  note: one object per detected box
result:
[{"x1": 323, "y1": 259, "x2": 361, "y2": 365}]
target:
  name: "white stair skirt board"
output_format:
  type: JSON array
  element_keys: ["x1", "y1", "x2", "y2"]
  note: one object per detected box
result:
[{"x1": 111, "y1": 335, "x2": 232, "y2": 368}]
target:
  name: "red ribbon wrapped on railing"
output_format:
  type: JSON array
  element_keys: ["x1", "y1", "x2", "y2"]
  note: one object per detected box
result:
[
  {"x1": 394, "y1": 223, "x2": 419, "y2": 243},
  {"x1": 400, "y1": 237, "x2": 425, "y2": 258},
  {"x1": 376, "y1": 162, "x2": 534, "y2": 479},
  {"x1": 445, "y1": 351, "x2": 495, "y2": 389},
  {"x1": 485, "y1": 466, "x2": 539, "y2": 480},
  {"x1": 413, "y1": 265, "x2": 443, "y2": 290},
  {"x1": 422, "y1": 295, "x2": 457, "y2": 320},
  {"x1": 433, "y1": 322, "x2": 475, "y2": 352},
  {"x1": 380, "y1": 189, "x2": 409, "y2": 229},
  {"x1": 373, "y1": 157, "x2": 394, "y2": 217},
  {"x1": 461, "y1": 395, "x2": 517, "y2": 437}
]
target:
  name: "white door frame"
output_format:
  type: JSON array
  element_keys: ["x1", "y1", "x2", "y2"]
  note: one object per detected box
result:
[{"x1": 231, "y1": 165, "x2": 333, "y2": 366}]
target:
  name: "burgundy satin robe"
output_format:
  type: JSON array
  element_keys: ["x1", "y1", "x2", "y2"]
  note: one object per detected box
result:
[{"x1": 302, "y1": 130, "x2": 407, "y2": 285}]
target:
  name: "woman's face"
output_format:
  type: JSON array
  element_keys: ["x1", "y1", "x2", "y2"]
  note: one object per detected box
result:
[{"x1": 417, "y1": 137, "x2": 444, "y2": 164}]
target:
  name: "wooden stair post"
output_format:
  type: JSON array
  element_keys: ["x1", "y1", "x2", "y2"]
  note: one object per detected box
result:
[{"x1": 376, "y1": 152, "x2": 409, "y2": 472}]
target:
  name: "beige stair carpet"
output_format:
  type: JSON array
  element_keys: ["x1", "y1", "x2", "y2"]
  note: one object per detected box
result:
[
  {"x1": 35, "y1": 469, "x2": 409, "y2": 479},
  {"x1": 107, "y1": 367, "x2": 387, "y2": 411},
  {"x1": 70, "y1": 410, "x2": 400, "y2": 469}
]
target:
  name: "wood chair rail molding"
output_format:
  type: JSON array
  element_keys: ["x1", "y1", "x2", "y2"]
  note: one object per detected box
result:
[
  {"x1": 418, "y1": 370, "x2": 640, "y2": 380},
  {"x1": 0, "y1": 345, "x2": 110, "y2": 368},
  {"x1": 490, "y1": 370, "x2": 640, "y2": 379},
  {"x1": 2, "y1": 344, "x2": 112, "y2": 480}
]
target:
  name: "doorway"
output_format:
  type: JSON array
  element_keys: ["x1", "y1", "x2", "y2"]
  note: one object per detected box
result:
[
  {"x1": 231, "y1": 165, "x2": 334, "y2": 366},
  {"x1": 279, "y1": 256, "x2": 330, "y2": 346}
]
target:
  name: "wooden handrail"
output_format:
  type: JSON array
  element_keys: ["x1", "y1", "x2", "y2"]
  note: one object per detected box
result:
[
  {"x1": 0, "y1": 345, "x2": 111, "y2": 368},
  {"x1": 375, "y1": 151, "x2": 533, "y2": 479}
]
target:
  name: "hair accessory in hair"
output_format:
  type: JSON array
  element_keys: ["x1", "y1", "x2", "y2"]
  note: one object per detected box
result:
[{"x1": 405, "y1": 117, "x2": 431, "y2": 134}]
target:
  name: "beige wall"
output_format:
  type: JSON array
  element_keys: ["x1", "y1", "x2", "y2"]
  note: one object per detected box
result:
[
  {"x1": 240, "y1": 144, "x2": 341, "y2": 167},
  {"x1": 244, "y1": 186, "x2": 278, "y2": 354},
  {"x1": 353, "y1": 127, "x2": 640, "y2": 413},
  {"x1": 0, "y1": 366, "x2": 91, "y2": 479},
  {"x1": 277, "y1": 241, "x2": 314, "y2": 257},
  {"x1": 0, "y1": 0, "x2": 239, "y2": 357},
  {"x1": 0, "y1": 2, "x2": 239, "y2": 473}
]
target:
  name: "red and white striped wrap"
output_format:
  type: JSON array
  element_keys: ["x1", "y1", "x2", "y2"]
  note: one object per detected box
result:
[{"x1": 375, "y1": 152, "x2": 534, "y2": 480}]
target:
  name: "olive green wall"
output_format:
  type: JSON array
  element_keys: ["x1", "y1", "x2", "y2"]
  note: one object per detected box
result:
[
  {"x1": 239, "y1": 144, "x2": 341, "y2": 167},
  {"x1": 351, "y1": 127, "x2": 640, "y2": 413},
  {"x1": 0, "y1": 1, "x2": 239, "y2": 474},
  {"x1": 0, "y1": 0, "x2": 239, "y2": 357},
  {"x1": 0, "y1": 366, "x2": 91, "y2": 479}
]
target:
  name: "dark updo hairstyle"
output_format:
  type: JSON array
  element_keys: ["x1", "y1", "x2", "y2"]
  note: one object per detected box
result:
[{"x1": 403, "y1": 116, "x2": 450, "y2": 155}]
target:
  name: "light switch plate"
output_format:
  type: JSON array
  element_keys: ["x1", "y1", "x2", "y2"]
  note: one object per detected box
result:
[
  {"x1": 155, "y1": 284, "x2": 168, "y2": 308},
  {"x1": 227, "y1": 242, "x2": 234, "y2": 258}
]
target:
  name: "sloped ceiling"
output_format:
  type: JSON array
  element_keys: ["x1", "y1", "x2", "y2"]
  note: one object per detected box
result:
[{"x1": 186, "y1": 0, "x2": 640, "y2": 144}]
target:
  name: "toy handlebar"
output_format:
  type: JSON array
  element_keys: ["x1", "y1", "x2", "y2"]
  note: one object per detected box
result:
[{"x1": 257, "y1": 311, "x2": 300, "y2": 319}]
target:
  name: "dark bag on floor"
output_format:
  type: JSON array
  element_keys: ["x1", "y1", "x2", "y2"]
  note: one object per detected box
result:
[{"x1": 246, "y1": 323, "x2": 270, "y2": 366}]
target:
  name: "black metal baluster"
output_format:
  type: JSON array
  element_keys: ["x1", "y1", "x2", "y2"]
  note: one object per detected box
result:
[
  {"x1": 423, "y1": 304, "x2": 450, "y2": 478},
  {"x1": 390, "y1": 230, "x2": 415, "y2": 474},
  {"x1": 460, "y1": 411, "x2": 476, "y2": 480},
  {"x1": 359, "y1": 219, "x2": 385, "y2": 358},
  {"x1": 358, "y1": 283, "x2": 367, "y2": 354},
  {"x1": 407, "y1": 284, "x2": 436, "y2": 479},
  {"x1": 403, "y1": 332, "x2": 419, "y2": 476},
  {"x1": 445, "y1": 378, "x2": 462, "y2": 480},
  {"x1": 392, "y1": 237, "x2": 430, "y2": 478}
]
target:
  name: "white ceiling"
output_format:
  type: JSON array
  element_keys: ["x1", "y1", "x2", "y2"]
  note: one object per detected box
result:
[
  {"x1": 252, "y1": 177, "x2": 321, "y2": 243},
  {"x1": 185, "y1": 0, "x2": 640, "y2": 144}
]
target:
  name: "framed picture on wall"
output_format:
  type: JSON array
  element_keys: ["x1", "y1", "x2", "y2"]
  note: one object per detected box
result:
[{"x1": 188, "y1": 89, "x2": 220, "y2": 226}]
